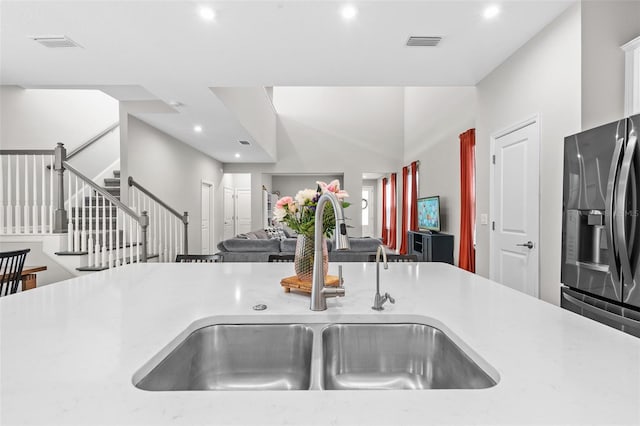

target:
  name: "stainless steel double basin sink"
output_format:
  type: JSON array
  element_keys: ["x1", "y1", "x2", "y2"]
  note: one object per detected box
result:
[{"x1": 134, "y1": 320, "x2": 498, "y2": 391}]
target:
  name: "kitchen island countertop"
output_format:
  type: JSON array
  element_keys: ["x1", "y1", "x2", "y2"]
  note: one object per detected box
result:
[{"x1": 1, "y1": 262, "x2": 639, "y2": 425}]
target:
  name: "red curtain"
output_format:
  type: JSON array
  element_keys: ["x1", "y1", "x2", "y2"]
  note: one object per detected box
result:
[
  {"x1": 381, "y1": 177, "x2": 388, "y2": 245},
  {"x1": 459, "y1": 129, "x2": 476, "y2": 272},
  {"x1": 389, "y1": 173, "x2": 397, "y2": 250},
  {"x1": 399, "y1": 166, "x2": 409, "y2": 255},
  {"x1": 410, "y1": 161, "x2": 419, "y2": 231}
]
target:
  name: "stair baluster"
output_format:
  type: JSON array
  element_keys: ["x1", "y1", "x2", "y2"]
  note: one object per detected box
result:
[
  {"x1": 15, "y1": 155, "x2": 20, "y2": 233},
  {"x1": 67, "y1": 172, "x2": 73, "y2": 251},
  {"x1": 88, "y1": 188, "x2": 94, "y2": 267},
  {"x1": 0, "y1": 156, "x2": 4, "y2": 234},
  {"x1": 23, "y1": 155, "x2": 29, "y2": 233},
  {"x1": 80, "y1": 182, "x2": 86, "y2": 252},
  {"x1": 48, "y1": 155, "x2": 53, "y2": 234},
  {"x1": 108, "y1": 198, "x2": 113, "y2": 268},
  {"x1": 73, "y1": 176, "x2": 80, "y2": 251},
  {"x1": 6, "y1": 156, "x2": 12, "y2": 234},
  {"x1": 32, "y1": 155, "x2": 37, "y2": 233},
  {"x1": 40, "y1": 156, "x2": 46, "y2": 233}
]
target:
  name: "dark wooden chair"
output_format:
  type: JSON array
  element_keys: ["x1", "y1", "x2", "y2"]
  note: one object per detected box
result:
[
  {"x1": 367, "y1": 254, "x2": 418, "y2": 262},
  {"x1": 1, "y1": 249, "x2": 30, "y2": 297},
  {"x1": 268, "y1": 254, "x2": 296, "y2": 263},
  {"x1": 175, "y1": 254, "x2": 222, "y2": 263}
]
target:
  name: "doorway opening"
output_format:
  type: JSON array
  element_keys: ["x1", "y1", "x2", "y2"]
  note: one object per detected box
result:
[
  {"x1": 201, "y1": 181, "x2": 214, "y2": 254},
  {"x1": 222, "y1": 173, "x2": 252, "y2": 240}
]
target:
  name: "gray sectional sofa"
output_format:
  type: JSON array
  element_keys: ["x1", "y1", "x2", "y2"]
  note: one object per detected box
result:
[{"x1": 215, "y1": 229, "x2": 387, "y2": 262}]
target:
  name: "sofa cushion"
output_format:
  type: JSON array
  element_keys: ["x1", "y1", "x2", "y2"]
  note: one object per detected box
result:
[
  {"x1": 280, "y1": 237, "x2": 334, "y2": 252},
  {"x1": 245, "y1": 229, "x2": 269, "y2": 240},
  {"x1": 347, "y1": 237, "x2": 383, "y2": 252},
  {"x1": 265, "y1": 226, "x2": 287, "y2": 241},
  {"x1": 280, "y1": 238, "x2": 297, "y2": 253},
  {"x1": 220, "y1": 238, "x2": 281, "y2": 252}
]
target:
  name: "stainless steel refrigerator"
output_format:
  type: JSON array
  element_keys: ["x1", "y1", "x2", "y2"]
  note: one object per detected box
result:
[{"x1": 561, "y1": 114, "x2": 640, "y2": 338}]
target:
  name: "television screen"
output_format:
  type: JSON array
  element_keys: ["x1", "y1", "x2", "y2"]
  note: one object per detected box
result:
[{"x1": 417, "y1": 196, "x2": 441, "y2": 232}]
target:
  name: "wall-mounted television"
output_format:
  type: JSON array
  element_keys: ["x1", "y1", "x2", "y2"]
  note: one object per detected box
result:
[{"x1": 417, "y1": 196, "x2": 441, "y2": 232}]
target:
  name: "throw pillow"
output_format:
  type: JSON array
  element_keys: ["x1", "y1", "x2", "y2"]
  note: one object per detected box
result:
[{"x1": 265, "y1": 226, "x2": 287, "y2": 241}]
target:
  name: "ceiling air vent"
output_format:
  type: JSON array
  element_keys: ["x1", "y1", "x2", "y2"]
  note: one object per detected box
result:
[
  {"x1": 239, "y1": 140, "x2": 251, "y2": 146},
  {"x1": 406, "y1": 36, "x2": 442, "y2": 47},
  {"x1": 30, "y1": 36, "x2": 82, "y2": 48}
]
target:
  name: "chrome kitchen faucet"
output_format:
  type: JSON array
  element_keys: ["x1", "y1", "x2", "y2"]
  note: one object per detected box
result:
[{"x1": 310, "y1": 191, "x2": 350, "y2": 311}]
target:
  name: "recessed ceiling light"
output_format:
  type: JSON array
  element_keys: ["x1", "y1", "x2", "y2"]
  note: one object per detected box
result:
[
  {"x1": 483, "y1": 4, "x2": 501, "y2": 20},
  {"x1": 234, "y1": 153, "x2": 241, "y2": 158},
  {"x1": 340, "y1": 4, "x2": 358, "y2": 21},
  {"x1": 194, "y1": 125, "x2": 203, "y2": 133},
  {"x1": 168, "y1": 100, "x2": 184, "y2": 108},
  {"x1": 199, "y1": 6, "x2": 216, "y2": 21}
]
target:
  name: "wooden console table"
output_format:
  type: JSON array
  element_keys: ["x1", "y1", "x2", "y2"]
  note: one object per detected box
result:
[{"x1": 21, "y1": 266, "x2": 47, "y2": 291}]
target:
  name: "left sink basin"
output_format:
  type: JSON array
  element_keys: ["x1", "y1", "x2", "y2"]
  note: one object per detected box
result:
[{"x1": 135, "y1": 324, "x2": 314, "y2": 391}]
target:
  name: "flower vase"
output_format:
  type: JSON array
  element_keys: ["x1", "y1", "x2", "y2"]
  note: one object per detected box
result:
[{"x1": 294, "y1": 234, "x2": 328, "y2": 282}]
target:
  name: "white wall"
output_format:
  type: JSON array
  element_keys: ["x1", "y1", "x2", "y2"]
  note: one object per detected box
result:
[
  {"x1": 272, "y1": 174, "x2": 343, "y2": 200},
  {"x1": 0, "y1": 86, "x2": 120, "y2": 180},
  {"x1": 581, "y1": 0, "x2": 640, "y2": 129},
  {"x1": 403, "y1": 87, "x2": 477, "y2": 265},
  {"x1": 122, "y1": 115, "x2": 224, "y2": 253},
  {"x1": 223, "y1": 87, "x2": 405, "y2": 238},
  {"x1": 0, "y1": 86, "x2": 118, "y2": 150},
  {"x1": 476, "y1": 4, "x2": 582, "y2": 305},
  {"x1": 222, "y1": 173, "x2": 251, "y2": 190},
  {"x1": 211, "y1": 87, "x2": 277, "y2": 160},
  {"x1": 0, "y1": 240, "x2": 74, "y2": 287}
]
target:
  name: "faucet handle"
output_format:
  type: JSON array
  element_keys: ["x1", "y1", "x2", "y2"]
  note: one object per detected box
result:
[{"x1": 385, "y1": 293, "x2": 395, "y2": 304}]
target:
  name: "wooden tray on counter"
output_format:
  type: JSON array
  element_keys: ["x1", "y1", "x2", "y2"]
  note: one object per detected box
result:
[{"x1": 280, "y1": 275, "x2": 341, "y2": 294}]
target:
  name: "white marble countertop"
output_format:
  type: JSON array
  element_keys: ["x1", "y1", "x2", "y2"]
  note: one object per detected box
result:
[{"x1": 1, "y1": 262, "x2": 639, "y2": 425}]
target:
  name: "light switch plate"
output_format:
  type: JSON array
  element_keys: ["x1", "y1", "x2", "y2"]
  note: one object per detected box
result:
[{"x1": 480, "y1": 214, "x2": 489, "y2": 225}]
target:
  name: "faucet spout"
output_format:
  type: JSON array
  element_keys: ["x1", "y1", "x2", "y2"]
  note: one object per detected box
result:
[
  {"x1": 373, "y1": 244, "x2": 394, "y2": 311},
  {"x1": 310, "y1": 191, "x2": 349, "y2": 311}
]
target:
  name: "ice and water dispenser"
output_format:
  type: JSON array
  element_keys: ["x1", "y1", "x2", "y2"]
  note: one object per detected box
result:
[{"x1": 564, "y1": 209, "x2": 609, "y2": 270}]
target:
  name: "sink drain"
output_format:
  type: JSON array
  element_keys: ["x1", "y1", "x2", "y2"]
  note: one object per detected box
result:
[{"x1": 252, "y1": 304, "x2": 267, "y2": 311}]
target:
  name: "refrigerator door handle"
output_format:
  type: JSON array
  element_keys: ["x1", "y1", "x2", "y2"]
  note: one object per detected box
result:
[
  {"x1": 563, "y1": 291, "x2": 640, "y2": 329},
  {"x1": 615, "y1": 133, "x2": 638, "y2": 285},
  {"x1": 605, "y1": 137, "x2": 625, "y2": 284}
]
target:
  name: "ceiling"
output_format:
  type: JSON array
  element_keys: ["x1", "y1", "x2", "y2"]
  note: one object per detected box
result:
[{"x1": 1, "y1": 0, "x2": 575, "y2": 163}]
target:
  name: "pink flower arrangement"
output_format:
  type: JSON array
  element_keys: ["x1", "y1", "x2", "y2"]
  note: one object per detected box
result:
[{"x1": 273, "y1": 180, "x2": 350, "y2": 237}]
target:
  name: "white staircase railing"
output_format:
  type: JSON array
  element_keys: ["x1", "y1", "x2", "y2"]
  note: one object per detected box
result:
[
  {"x1": 1, "y1": 143, "x2": 190, "y2": 267},
  {"x1": 0, "y1": 150, "x2": 56, "y2": 234},
  {"x1": 63, "y1": 162, "x2": 148, "y2": 269},
  {"x1": 1, "y1": 144, "x2": 150, "y2": 269},
  {"x1": 128, "y1": 176, "x2": 189, "y2": 262}
]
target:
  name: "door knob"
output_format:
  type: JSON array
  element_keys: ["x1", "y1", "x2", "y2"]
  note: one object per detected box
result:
[{"x1": 516, "y1": 241, "x2": 534, "y2": 249}]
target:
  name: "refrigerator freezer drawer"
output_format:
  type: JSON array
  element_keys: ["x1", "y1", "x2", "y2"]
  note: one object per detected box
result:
[{"x1": 561, "y1": 287, "x2": 640, "y2": 338}]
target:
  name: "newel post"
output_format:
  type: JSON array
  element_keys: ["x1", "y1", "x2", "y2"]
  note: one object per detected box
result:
[
  {"x1": 53, "y1": 143, "x2": 67, "y2": 233},
  {"x1": 183, "y1": 211, "x2": 189, "y2": 255},
  {"x1": 141, "y1": 211, "x2": 149, "y2": 263}
]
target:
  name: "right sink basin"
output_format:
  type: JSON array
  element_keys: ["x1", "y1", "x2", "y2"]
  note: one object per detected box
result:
[{"x1": 322, "y1": 323, "x2": 497, "y2": 390}]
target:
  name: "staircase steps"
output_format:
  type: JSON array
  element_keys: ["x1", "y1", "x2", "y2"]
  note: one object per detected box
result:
[
  {"x1": 103, "y1": 178, "x2": 120, "y2": 187},
  {"x1": 84, "y1": 196, "x2": 120, "y2": 205},
  {"x1": 76, "y1": 253, "x2": 159, "y2": 271},
  {"x1": 72, "y1": 206, "x2": 119, "y2": 217},
  {"x1": 103, "y1": 187, "x2": 120, "y2": 196},
  {"x1": 55, "y1": 240, "x2": 141, "y2": 256}
]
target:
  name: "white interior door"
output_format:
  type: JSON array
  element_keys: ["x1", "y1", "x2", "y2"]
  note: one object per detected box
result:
[
  {"x1": 236, "y1": 189, "x2": 252, "y2": 234},
  {"x1": 362, "y1": 186, "x2": 374, "y2": 237},
  {"x1": 223, "y1": 187, "x2": 235, "y2": 240},
  {"x1": 490, "y1": 118, "x2": 540, "y2": 298},
  {"x1": 201, "y1": 182, "x2": 213, "y2": 254}
]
